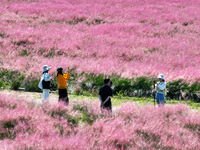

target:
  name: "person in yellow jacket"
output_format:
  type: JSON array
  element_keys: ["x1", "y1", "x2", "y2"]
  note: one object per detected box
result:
[{"x1": 56, "y1": 67, "x2": 70, "y2": 104}]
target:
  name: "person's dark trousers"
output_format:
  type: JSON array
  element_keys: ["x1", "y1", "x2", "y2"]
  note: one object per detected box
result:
[
  {"x1": 101, "y1": 102, "x2": 112, "y2": 113},
  {"x1": 58, "y1": 89, "x2": 69, "y2": 105}
]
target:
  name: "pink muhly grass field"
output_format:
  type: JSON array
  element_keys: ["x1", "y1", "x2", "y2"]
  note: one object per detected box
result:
[
  {"x1": 1, "y1": 93, "x2": 200, "y2": 149},
  {"x1": 0, "y1": 0, "x2": 200, "y2": 82}
]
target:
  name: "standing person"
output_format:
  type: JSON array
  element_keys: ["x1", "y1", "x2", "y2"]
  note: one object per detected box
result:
[
  {"x1": 56, "y1": 67, "x2": 70, "y2": 105},
  {"x1": 39, "y1": 65, "x2": 54, "y2": 103},
  {"x1": 154, "y1": 74, "x2": 166, "y2": 106},
  {"x1": 99, "y1": 78, "x2": 113, "y2": 112}
]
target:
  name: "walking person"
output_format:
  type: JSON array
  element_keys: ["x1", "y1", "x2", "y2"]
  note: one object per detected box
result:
[
  {"x1": 99, "y1": 78, "x2": 113, "y2": 112},
  {"x1": 56, "y1": 67, "x2": 70, "y2": 105},
  {"x1": 154, "y1": 74, "x2": 166, "y2": 106},
  {"x1": 38, "y1": 65, "x2": 54, "y2": 103}
]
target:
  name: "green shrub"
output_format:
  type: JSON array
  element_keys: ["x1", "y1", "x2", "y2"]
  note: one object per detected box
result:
[
  {"x1": 0, "y1": 68, "x2": 25, "y2": 90},
  {"x1": 133, "y1": 76, "x2": 152, "y2": 91},
  {"x1": 50, "y1": 78, "x2": 58, "y2": 91},
  {"x1": 132, "y1": 76, "x2": 152, "y2": 97},
  {"x1": 113, "y1": 78, "x2": 133, "y2": 96},
  {"x1": 11, "y1": 80, "x2": 21, "y2": 90},
  {"x1": 187, "y1": 82, "x2": 200, "y2": 101},
  {"x1": 80, "y1": 74, "x2": 104, "y2": 93},
  {"x1": 113, "y1": 76, "x2": 152, "y2": 97},
  {"x1": 24, "y1": 78, "x2": 41, "y2": 92},
  {"x1": 11, "y1": 74, "x2": 25, "y2": 90},
  {"x1": 0, "y1": 80, "x2": 5, "y2": 89},
  {"x1": 167, "y1": 79, "x2": 189, "y2": 100},
  {"x1": 188, "y1": 82, "x2": 200, "y2": 94}
]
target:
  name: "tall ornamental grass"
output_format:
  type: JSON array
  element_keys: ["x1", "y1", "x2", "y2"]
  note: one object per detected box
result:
[
  {"x1": 0, "y1": 0, "x2": 200, "y2": 82},
  {"x1": 1, "y1": 93, "x2": 200, "y2": 149}
]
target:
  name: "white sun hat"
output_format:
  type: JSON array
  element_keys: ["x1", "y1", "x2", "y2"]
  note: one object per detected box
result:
[
  {"x1": 43, "y1": 65, "x2": 51, "y2": 72},
  {"x1": 158, "y1": 74, "x2": 165, "y2": 80}
]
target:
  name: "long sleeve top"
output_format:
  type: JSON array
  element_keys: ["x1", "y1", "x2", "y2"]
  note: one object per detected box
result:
[
  {"x1": 156, "y1": 82, "x2": 166, "y2": 94},
  {"x1": 42, "y1": 73, "x2": 52, "y2": 81},
  {"x1": 56, "y1": 73, "x2": 70, "y2": 89}
]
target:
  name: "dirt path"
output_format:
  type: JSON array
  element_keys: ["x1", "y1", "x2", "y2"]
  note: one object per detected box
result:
[
  {"x1": 0, "y1": 90, "x2": 122, "y2": 111},
  {"x1": 1, "y1": 90, "x2": 64, "y2": 104},
  {"x1": 1, "y1": 90, "x2": 197, "y2": 113},
  {"x1": 0, "y1": 90, "x2": 100, "y2": 105}
]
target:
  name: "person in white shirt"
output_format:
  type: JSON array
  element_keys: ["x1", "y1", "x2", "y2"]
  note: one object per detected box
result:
[
  {"x1": 38, "y1": 65, "x2": 54, "y2": 102},
  {"x1": 154, "y1": 74, "x2": 166, "y2": 106}
]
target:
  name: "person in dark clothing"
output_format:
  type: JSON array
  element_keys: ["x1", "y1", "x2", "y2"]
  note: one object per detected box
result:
[{"x1": 99, "y1": 78, "x2": 113, "y2": 112}]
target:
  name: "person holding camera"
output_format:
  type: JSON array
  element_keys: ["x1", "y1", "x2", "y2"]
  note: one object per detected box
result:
[
  {"x1": 56, "y1": 67, "x2": 70, "y2": 105},
  {"x1": 153, "y1": 74, "x2": 166, "y2": 106}
]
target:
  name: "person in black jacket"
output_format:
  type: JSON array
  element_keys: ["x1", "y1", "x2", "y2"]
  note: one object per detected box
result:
[{"x1": 99, "y1": 78, "x2": 113, "y2": 112}]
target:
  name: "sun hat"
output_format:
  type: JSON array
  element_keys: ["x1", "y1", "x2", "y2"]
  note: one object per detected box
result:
[
  {"x1": 43, "y1": 65, "x2": 51, "y2": 72},
  {"x1": 158, "y1": 74, "x2": 165, "y2": 80}
]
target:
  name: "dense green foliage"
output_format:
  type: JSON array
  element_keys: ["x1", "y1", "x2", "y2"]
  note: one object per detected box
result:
[
  {"x1": 0, "y1": 68, "x2": 25, "y2": 90},
  {"x1": 0, "y1": 69, "x2": 200, "y2": 101}
]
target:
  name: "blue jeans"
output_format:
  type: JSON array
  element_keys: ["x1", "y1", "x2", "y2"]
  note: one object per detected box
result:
[{"x1": 156, "y1": 93, "x2": 165, "y2": 105}]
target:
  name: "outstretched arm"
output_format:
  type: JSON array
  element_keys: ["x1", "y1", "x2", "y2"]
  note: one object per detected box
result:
[{"x1": 63, "y1": 72, "x2": 70, "y2": 81}]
